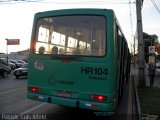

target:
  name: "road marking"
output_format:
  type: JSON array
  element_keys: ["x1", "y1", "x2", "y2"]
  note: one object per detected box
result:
[
  {"x1": 21, "y1": 103, "x2": 46, "y2": 114},
  {"x1": 0, "y1": 87, "x2": 25, "y2": 96}
]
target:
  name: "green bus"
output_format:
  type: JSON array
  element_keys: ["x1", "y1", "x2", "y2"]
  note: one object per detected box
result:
[{"x1": 28, "y1": 9, "x2": 131, "y2": 114}]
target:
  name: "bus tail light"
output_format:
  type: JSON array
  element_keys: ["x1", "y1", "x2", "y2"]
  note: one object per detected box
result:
[
  {"x1": 91, "y1": 95, "x2": 107, "y2": 102},
  {"x1": 28, "y1": 87, "x2": 40, "y2": 93},
  {"x1": 62, "y1": 59, "x2": 72, "y2": 62}
]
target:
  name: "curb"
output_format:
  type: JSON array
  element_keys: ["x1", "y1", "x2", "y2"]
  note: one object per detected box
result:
[{"x1": 133, "y1": 76, "x2": 142, "y2": 120}]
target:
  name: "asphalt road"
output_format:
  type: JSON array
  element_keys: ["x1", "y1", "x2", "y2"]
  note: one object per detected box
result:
[{"x1": 0, "y1": 72, "x2": 136, "y2": 120}]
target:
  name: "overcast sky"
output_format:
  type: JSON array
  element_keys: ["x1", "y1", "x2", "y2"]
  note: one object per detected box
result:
[{"x1": 0, "y1": 0, "x2": 159, "y2": 53}]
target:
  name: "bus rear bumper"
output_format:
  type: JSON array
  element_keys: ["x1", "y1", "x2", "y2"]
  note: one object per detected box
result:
[{"x1": 28, "y1": 93, "x2": 116, "y2": 114}]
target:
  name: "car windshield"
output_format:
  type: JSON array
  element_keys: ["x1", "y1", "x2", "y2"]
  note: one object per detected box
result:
[
  {"x1": 34, "y1": 15, "x2": 106, "y2": 56},
  {"x1": 21, "y1": 63, "x2": 28, "y2": 68},
  {"x1": 9, "y1": 60, "x2": 18, "y2": 64},
  {"x1": 17, "y1": 60, "x2": 26, "y2": 64},
  {"x1": 0, "y1": 58, "x2": 7, "y2": 63},
  {"x1": 0, "y1": 63, "x2": 7, "y2": 67}
]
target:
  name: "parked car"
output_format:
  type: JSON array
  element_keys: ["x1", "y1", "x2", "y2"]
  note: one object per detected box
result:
[
  {"x1": 9, "y1": 59, "x2": 22, "y2": 68},
  {"x1": 17, "y1": 60, "x2": 27, "y2": 64},
  {"x1": 0, "y1": 58, "x2": 16, "y2": 70},
  {"x1": 0, "y1": 63, "x2": 11, "y2": 78},
  {"x1": 13, "y1": 63, "x2": 28, "y2": 78}
]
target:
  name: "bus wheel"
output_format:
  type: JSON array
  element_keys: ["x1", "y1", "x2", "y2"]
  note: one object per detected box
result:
[
  {"x1": 16, "y1": 76, "x2": 19, "y2": 79},
  {"x1": 118, "y1": 85, "x2": 123, "y2": 105},
  {"x1": 118, "y1": 92, "x2": 121, "y2": 105}
]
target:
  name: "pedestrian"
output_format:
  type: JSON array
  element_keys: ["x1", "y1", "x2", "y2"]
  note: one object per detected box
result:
[{"x1": 148, "y1": 63, "x2": 156, "y2": 86}]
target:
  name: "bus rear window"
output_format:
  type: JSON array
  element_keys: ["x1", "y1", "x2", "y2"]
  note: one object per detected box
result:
[{"x1": 34, "y1": 15, "x2": 106, "y2": 56}]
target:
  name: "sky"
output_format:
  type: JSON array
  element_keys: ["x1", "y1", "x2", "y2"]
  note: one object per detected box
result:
[{"x1": 0, "y1": 0, "x2": 160, "y2": 54}]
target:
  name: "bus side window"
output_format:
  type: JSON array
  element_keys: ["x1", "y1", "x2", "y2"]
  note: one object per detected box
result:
[
  {"x1": 59, "y1": 48, "x2": 64, "y2": 54},
  {"x1": 52, "y1": 46, "x2": 58, "y2": 54},
  {"x1": 39, "y1": 46, "x2": 45, "y2": 54}
]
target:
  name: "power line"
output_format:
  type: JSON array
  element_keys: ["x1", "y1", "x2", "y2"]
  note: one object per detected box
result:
[
  {"x1": 129, "y1": 0, "x2": 134, "y2": 36},
  {"x1": 0, "y1": 0, "x2": 130, "y2": 4},
  {"x1": 150, "y1": 0, "x2": 160, "y2": 14},
  {"x1": 35, "y1": 0, "x2": 130, "y2": 4},
  {"x1": 0, "y1": 0, "x2": 43, "y2": 3},
  {"x1": 36, "y1": 0, "x2": 130, "y2": 4},
  {"x1": 0, "y1": 0, "x2": 41, "y2": 1},
  {"x1": 129, "y1": 0, "x2": 138, "y2": 55}
]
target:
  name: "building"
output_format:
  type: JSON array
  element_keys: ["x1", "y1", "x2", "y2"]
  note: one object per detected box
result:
[{"x1": 0, "y1": 49, "x2": 29, "y2": 62}]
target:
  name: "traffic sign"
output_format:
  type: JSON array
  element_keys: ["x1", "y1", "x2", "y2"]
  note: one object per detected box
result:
[{"x1": 6, "y1": 39, "x2": 20, "y2": 45}]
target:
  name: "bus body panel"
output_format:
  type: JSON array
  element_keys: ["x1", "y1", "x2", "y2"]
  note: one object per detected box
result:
[
  {"x1": 28, "y1": 92, "x2": 116, "y2": 112},
  {"x1": 28, "y1": 8, "x2": 130, "y2": 113},
  {"x1": 28, "y1": 56, "x2": 115, "y2": 101}
]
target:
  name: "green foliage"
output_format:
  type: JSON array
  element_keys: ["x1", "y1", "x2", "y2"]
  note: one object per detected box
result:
[
  {"x1": 138, "y1": 86, "x2": 160, "y2": 114},
  {"x1": 144, "y1": 32, "x2": 159, "y2": 51}
]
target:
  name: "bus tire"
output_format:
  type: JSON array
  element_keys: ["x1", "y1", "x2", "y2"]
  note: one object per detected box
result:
[{"x1": 16, "y1": 76, "x2": 19, "y2": 79}]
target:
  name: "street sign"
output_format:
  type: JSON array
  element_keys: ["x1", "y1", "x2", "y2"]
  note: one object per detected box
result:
[
  {"x1": 6, "y1": 39, "x2": 20, "y2": 45},
  {"x1": 7, "y1": 39, "x2": 20, "y2": 45},
  {"x1": 148, "y1": 46, "x2": 155, "y2": 54}
]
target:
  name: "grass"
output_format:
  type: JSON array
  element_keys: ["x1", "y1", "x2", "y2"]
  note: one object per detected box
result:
[{"x1": 138, "y1": 86, "x2": 160, "y2": 114}]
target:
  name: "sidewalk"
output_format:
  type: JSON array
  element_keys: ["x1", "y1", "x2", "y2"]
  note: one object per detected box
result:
[
  {"x1": 131, "y1": 64, "x2": 160, "y2": 120},
  {"x1": 131, "y1": 64, "x2": 160, "y2": 88}
]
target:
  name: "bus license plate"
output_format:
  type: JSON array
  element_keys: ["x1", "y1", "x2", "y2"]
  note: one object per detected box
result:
[{"x1": 57, "y1": 91, "x2": 71, "y2": 98}]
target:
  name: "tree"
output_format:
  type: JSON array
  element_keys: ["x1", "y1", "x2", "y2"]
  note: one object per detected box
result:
[{"x1": 144, "y1": 32, "x2": 159, "y2": 63}]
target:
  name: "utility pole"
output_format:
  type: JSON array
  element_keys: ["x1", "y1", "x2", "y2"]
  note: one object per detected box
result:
[
  {"x1": 5, "y1": 38, "x2": 9, "y2": 64},
  {"x1": 133, "y1": 36, "x2": 136, "y2": 67},
  {"x1": 136, "y1": 0, "x2": 145, "y2": 87}
]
